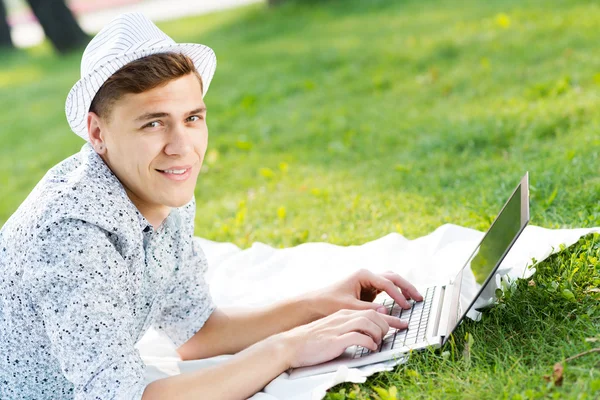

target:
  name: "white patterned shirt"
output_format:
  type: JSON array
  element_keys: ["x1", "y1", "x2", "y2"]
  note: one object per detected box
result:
[{"x1": 0, "y1": 142, "x2": 215, "y2": 399}]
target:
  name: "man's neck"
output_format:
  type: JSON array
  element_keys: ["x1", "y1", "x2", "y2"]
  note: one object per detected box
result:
[
  {"x1": 138, "y1": 206, "x2": 171, "y2": 231},
  {"x1": 124, "y1": 188, "x2": 171, "y2": 230}
]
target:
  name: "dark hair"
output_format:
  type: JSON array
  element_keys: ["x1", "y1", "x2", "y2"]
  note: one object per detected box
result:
[{"x1": 89, "y1": 52, "x2": 203, "y2": 119}]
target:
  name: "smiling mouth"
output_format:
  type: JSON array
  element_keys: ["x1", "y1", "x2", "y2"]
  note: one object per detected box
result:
[
  {"x1": 157, "y1": 168, "x2": 188, "y2": 175},
  {"x1": 156, "y1": 167, "x2": 194, "y2": 181}
]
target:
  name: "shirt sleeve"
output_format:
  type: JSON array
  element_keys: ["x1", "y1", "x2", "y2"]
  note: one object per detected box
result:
[
  {"x1": 153, "y1": 237, "x2": 216, "y2": 348},
  {"x1": 25, "y1": 218, "x2": 148, "y2": 400}
]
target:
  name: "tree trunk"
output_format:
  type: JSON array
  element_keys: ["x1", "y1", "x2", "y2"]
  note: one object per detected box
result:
[
  {"x1": 26, "y1": 0, "x2": 90, "y2": 54},
  {"x1": 0, "y1": 0, "x2": 14, "y2": 49}
]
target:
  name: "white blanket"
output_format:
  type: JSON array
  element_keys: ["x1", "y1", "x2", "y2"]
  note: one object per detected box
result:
[{"x1": 135, "y1": 224, "x2": 598, "y2": 399}]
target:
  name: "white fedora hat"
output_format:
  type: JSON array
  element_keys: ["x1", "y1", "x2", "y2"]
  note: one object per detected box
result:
[{"x1": 65, "y1": 12, "x2": 217, "y2": 142}]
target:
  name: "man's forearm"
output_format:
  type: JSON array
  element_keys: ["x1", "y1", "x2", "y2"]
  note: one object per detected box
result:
[
  {"x1": 178, "y1": 294, "x2": 322, "y2": 360},
  {"x1": 223, "y1": 294, "x2": 322, "y2": 352},
  {"x1": 144, "y1": 334, "x2": 290, "y2": 400}
]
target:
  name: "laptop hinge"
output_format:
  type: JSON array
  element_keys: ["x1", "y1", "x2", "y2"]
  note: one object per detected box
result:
[
  {"x1": 432, "y1": 285, "x2": 446, "y2": 337},
  {"x1": 435, "y1": 282, "x2": 454, "y2": 338}
]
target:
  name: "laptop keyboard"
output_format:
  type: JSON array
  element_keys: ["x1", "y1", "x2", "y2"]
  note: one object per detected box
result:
[{"x1": 353, "y1": 286, "x2": 436, "y2": 358}]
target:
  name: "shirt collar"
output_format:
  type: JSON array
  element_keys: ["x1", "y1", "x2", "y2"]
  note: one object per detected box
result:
[{"x1": 79, "y1": 143, "x2": 182, "y2": 235}]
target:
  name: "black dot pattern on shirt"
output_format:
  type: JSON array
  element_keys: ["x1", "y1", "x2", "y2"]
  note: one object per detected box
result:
[{"x1": 0, "y1": 142, "x2": 215, "y2": 399}]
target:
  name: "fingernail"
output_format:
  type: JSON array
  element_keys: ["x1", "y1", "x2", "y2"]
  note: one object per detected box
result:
[{"x1": 376, "y1": 306, "x2": 387, "y2": 314}]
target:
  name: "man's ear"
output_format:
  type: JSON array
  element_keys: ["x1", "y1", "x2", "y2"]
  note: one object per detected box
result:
[{"x1": 87, "y1": 112, "x2": 107, "y2": 155}]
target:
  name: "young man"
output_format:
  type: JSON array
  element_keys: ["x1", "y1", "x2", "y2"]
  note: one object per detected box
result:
[{"x1": 0, "y1": 13, "x2": 422, "y2": 399}]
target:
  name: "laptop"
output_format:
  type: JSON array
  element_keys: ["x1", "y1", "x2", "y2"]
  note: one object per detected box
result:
[{"x1": 288, "y1": 172, "x2": 530, "y2": 379}]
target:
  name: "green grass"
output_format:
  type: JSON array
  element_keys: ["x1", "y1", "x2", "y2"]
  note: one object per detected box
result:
[{"x1": 0, "y1": 0, "x2": 599, "y2": 398}]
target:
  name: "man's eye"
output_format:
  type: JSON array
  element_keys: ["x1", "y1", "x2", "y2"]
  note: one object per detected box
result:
[
  {"x1": 143, "y1": 121, "x2": 161, "y2": 129},
  {"x1": 187, "y1": 115, "x2": 203, "y2": 122}
]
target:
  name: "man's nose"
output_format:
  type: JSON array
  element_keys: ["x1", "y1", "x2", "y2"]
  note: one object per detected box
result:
[{"x1": 164, "y1": 123, "x2": 193, "y2": 156}]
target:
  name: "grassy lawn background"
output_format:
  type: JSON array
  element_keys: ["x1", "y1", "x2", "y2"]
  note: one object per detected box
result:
[{"x1": 0, "y1": 0, "x2": 599, "y2": 398}]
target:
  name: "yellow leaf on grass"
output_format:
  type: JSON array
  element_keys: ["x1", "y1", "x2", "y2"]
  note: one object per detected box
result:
[
  {"x1": 372, "y1": 385, "x2": 398, "y2": 400},
  {"x1": 235, "y1": 208, "x2": 246, "y2": 225},
  {"x1": 495, "y1": 13, "x2": 511, "y2": 28},
  {"x1": 259, "y1": 168, "x2": 275, "y2": 178},
  {"x1": 277, "y1": 206, "x2": 286, "y2": 220},
  {"x1": 0, "y1": 66, "x2": 43, "y2": 88},
  {"x1": 480, "y1": 57, "x2": 491, "y2": 70},
  {"x1": 395, "y1": 223, "x2": 404, "y2": 234},
  {"x1": 235, "y1": 140, "x2": 253, "y2": 150},
  {"x1": 394, "y1": 164, "x2": 411, "y2": 172}
]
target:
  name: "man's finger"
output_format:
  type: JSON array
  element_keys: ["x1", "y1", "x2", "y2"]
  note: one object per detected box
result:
[
  {"x1": 356, "y1": 269, "x2": 414, "y2": 308},
  {"x1": 380, "y1": 272, "x2": 423, "y2": 302},
  {"x1": 349, "y1": 299, "x2": 409, "y2": 330},
  {"x1": 335, "y1": 316, "x2": 384, "y2": 343},
  {"x1": 380, "y1": 313, "x2": 408, "y2": 330},
  {"x1": 351, "y1": 298, "x2": 392, "y2": 313},
  {"x1": 337, "y1": 332, "x2": 377, "y2": 352},
  {"x1": 368, "y1": 274, "x2": 411, "y2": 309}
]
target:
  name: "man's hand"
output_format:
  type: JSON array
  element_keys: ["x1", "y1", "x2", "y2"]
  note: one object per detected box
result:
[
  {"x1": 277, "y1": 308, "x2": 392, "y2": 369},
  {"x1": 306, "y1": 269, "x2": 424, "y2": 329}
]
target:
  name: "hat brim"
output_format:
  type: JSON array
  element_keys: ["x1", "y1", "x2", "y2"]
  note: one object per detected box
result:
[{"x1": 65, "y1": 42, "x2": 216, "y2": 142}]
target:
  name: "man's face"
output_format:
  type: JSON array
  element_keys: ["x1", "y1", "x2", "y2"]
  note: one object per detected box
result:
[{"x1": 97, "y1": 73, "x2": 207, "y2": 217}]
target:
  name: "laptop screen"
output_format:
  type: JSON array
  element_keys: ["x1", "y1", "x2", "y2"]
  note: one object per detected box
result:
[{"x1": 443, "y1": 173, "x2": 529, "y2": 344}]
